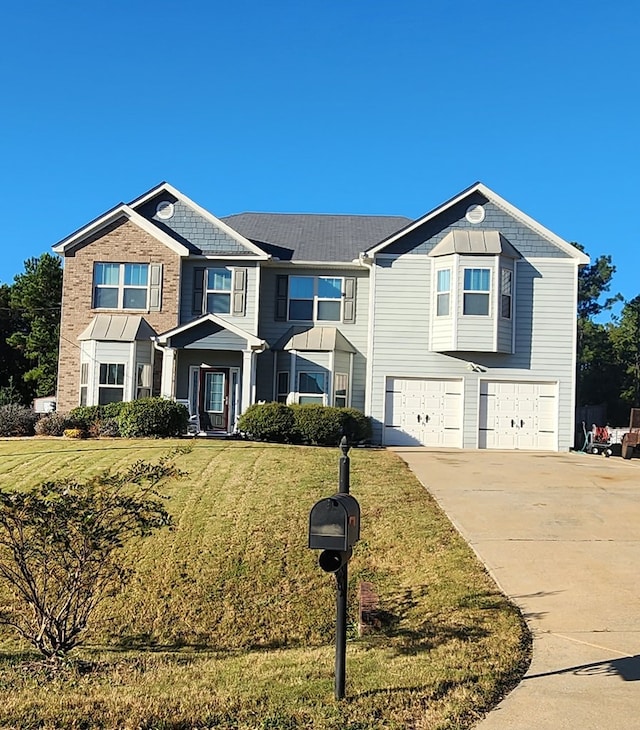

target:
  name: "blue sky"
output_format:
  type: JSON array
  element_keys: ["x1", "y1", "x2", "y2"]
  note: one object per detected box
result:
[{"x1": 1, "y1": 0, "x2": 638, "y2": 314}]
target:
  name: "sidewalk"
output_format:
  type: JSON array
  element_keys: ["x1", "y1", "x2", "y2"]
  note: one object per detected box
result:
[{"x1": 393, "y1": 448, "x2": 640, "y2": 730}]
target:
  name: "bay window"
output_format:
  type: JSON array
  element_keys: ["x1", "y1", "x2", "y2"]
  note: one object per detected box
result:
[
  {"x1": 298, "y1": 372, "x2": 327, "y2": 404},
  {"x1": 98, "y1": 363, "x2": 125, "y2": 405},
  {"x1": 436, "y1": 269, "x2": 451, "y2": 316},
  {"x1": 463, "y1": 268, "x2": 491, "y2": 316}
]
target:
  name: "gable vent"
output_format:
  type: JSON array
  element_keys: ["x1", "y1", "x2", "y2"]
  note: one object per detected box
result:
[
  {"x1": 465, "y1": 204, "x2": 485, "y2": 224},
  {"x1": 156, "y1": 201, "x2": 175, "y2": 220}
]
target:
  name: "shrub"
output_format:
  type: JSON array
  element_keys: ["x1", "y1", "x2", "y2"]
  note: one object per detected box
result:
[
  {"x1": 291, "y1": 404, "x2": 345, "y2": 446},
  {"x1": 339, "y1": 407, "x2": 372, "y2": 444},
  {"x1": 34, "y1": 412, "x2": 74, "y2": 436},
  {"x1": 0, "y1": 404, "x2": 38, "y2": 437},
  {"x1": 237, "y1": 402, "x2": 295, "y2": 442},
  {"x1": 103, "y1": 401, "x2": 127, "y2": 419},
  {"x1": 63, "y1": 428, "x2": 85, "y2": 439},
  {"x1": 117, "y1": 398, "x2": 189, "y2": 438},
  {"x1": 89, "y1": 418, "x2": 121, "y2": 438},
  {"x1": 68, "y1": 405, "x2": 104, "y2": 431},
  {"x1": 0, "y1": 452, "x2": 184, "y2": 659}
]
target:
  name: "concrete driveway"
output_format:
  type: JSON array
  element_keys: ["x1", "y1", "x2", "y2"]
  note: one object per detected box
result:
[{"x1": 393, "y1": 448, "x2": 640, "y2": 730}]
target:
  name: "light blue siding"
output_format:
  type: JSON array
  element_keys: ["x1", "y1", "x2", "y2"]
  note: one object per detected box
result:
[
  {"x1": 256, "y1": 267, "x2": 369, "y2": 410},
  {"x1": 180, "y1": 259, "x2": 259, "y2": 333},
  {"x1": 369, "y1": 254, "x2": 578, "y2": 450}
]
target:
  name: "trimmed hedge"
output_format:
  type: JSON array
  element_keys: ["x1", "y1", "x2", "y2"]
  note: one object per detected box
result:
[
  {"x1": 290, "y1": 404, "x2": 344, "y2": 446},
  {"x1": 237, "y1": 402, "x2": 295, "y2": 442},
  {"x1": 238, "y1": 402, "x2": 372, "y2": 446},
  {"x1": 117, "y1": 398, "x2": 189, "y2": 438}
]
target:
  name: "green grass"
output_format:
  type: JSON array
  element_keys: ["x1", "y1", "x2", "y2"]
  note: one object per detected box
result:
[{"x1": 0, "y1": 438, "x2": 530, "y2": 729}]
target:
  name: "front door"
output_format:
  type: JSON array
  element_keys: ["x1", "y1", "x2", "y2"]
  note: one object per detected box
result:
[{"x1": 199, "y1": 368, "x2": 229, "y2": 431}]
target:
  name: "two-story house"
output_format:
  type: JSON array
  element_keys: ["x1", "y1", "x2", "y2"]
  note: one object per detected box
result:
[{"x1": 53, "y1": 181, "x2": 588, "y2": 450}]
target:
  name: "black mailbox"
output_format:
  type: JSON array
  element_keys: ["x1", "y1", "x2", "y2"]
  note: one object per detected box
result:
[{"x1": 308, "y1": 494, "x2": 360, "y2": 552}]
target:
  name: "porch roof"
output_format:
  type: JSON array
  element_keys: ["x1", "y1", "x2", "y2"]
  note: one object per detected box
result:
[
  {"x1": 78, "y1": 314, "x2": 157, "y2": 341},
  {"x1": 157, "y1": 313, "x2": 267, "y2": 351},
  {"x1": 273, "y1": 326, "x2": 356, "y2": 353}
]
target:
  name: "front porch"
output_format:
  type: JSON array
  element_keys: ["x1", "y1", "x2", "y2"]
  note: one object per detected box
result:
[{"x1": 156, "y1": 314, "x2": 268, "y2": 435}]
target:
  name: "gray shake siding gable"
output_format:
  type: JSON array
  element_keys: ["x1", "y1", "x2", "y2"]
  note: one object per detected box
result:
[{"x1": 383, "y1": 192, "x2": 574, "y2": 259}]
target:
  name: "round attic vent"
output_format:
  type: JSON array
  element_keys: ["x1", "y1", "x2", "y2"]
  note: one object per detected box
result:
[
  {"x1": 156, "y1": 200, "x2": 175, "y2": 220},
  {"x1": 465, "y1": 204, "x2": 485, "y2": 224}
]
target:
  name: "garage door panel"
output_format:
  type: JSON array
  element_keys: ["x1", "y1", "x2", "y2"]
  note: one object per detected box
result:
[
  {"x1": 385, "y1": 377, "x2": 462, "y2": 447},
  {"x1": 479, "y1": 380, "x2": 557, "y2": 451}
]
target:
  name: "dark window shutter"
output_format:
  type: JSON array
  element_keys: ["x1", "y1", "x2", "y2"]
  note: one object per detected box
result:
[
  {"x1": 275, "y1": 275, "x2": 288, "y2": 321},
  {"x1": 149, "y1": 264, "x2": 162, "y2": 312},
  {"x1": 193, "y1": 267, "x2": 205, "y2": 316},
  {"x1": 232, "y1": 268, "x2": 247, "y2": 316},
  {"x1": 343, "y1": 277, "x2": 356, "y2": 324}
]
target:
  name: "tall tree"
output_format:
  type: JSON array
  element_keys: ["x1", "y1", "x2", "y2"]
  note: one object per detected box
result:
[
  {"x1": 0, "y1": 285, "x2": 31, "y2": 405},
  {"x1": 7, "y1": 253, "x2": 63, "y2": 397},
  {"x1": 574, "y1": 243, "x2": 622, "y2": 414},
  {"x1": 611, "y1": 296, "x2": 640, "y2": 411}
]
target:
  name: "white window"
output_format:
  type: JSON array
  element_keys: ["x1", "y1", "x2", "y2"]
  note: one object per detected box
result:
[
  {"x1": 463, "y1": 268, "x2": 491, "y2": 316},
  {"x1": 289, "y1": 276, "x2": 342, "y2": 322},
  {"x1": 276, "y1": 371, "x2": 289, "y2": 403},
  {"x1": 98, "y1": 363, "x2": 125, "y2": 405},
  {"x1": 79, "y1": 362, "x2": 88, "y2": 406},
  {"x1": 298, "y1": 372, "x2": 327, "y2": 405},
  {"x1": 94, "y1": 263, "x2": 149, "y2": 310},
  {"x1": 500, "y1": 269, "x2": 512, "y2": 319},
  {"x1": 205, "y1": 267, "x2": 232, "y2": 314},
  {"x1": 436, "y1": 269, "x2": 451, "y2": 316},
  {"x1": 136, "y1": 363, "x2": 151, "y2": 399},
  {"x1": 334, "y1": 373, "x2": 349, "y2": 408}
]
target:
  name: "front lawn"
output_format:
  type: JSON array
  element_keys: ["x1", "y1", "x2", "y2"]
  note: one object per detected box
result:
[{"x1": 0, "y1": 439, "x2": 529, "y2": 729}]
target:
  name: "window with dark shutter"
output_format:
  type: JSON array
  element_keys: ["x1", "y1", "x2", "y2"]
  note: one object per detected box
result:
[
  {"x1": 192, "y1": 267, "x2": 205, "y2": 316},
  {"x1": 275, "y1": 275, "x2": 288, "y2": 321}
]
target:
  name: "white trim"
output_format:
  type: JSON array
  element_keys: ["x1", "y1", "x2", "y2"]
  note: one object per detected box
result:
[
  {"x1": 157, "y1": 313, "x2": 267, "y2": 350},
  {"x1": 452, "y1": 253, "x2": 460, "y2": 348},
  {"x1": 570, "y1": 260, "x2": 579, "y2": 446},
  {"x1": 254, "y1": 264, "x2": 262, "y2": 336},
  {"x1": 364, "y1": 255, "x2": 377, "y2": 416},
  {"x1": 366, "y1": 182, "x2": 590, "y2": 264},
  {"x1": 129, "y1": 182, "x2": 270, "y2": 260},
  {"x1": 53, "y1": 205, "x2": 191, "y2": 257},
  {"x1": 329, "y1": 351, "x2": 335, "y2": 405}
]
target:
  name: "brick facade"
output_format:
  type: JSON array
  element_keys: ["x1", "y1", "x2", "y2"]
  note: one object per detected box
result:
[{"x1": 56, "y1": 218, "x2": 181, "y2": 411}]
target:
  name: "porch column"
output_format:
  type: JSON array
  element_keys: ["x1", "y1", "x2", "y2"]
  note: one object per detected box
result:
[
  {"x1": 241, "y1": 349, "x2": 256, "y2": 413},
  {"x1": 160, "y1": 347, "x2": 177, "y2": 399}
]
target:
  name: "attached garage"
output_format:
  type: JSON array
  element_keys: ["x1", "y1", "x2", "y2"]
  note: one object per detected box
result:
[
  {"x1": 384, "y1": 377, "x2": 463, "y2": 447},
  {"x1": 478, "y1": 380, "x2": 557, "y2": 450}
]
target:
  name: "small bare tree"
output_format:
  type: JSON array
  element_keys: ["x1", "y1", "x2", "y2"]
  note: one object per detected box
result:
[{"x1": 0, "y1": 453, "x2": 185, "y2": 659}]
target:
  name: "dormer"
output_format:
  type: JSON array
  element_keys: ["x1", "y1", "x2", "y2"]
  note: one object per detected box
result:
[{"x1": 428, "y1": 229, "x2": 521, "y2": 353}]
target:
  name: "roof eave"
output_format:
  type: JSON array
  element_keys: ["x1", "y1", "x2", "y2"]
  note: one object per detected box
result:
[
  {"x1": 129, "y1": 182, "x2": 271, "y2": 260},
  {"x1": 365, "y1": 182, "x2": 589, "y2": 264},
  {"x1": 52, "y1": 205, "x2": 191, "y2": 257}
]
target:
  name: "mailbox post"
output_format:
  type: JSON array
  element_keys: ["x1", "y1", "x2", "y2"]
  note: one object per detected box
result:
[{"x1": 308, "y1": 438, "x2": 360, "y2": 700}]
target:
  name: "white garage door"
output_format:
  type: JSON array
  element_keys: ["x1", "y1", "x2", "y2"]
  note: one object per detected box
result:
[
  {"x1": 479, "y1": 380, "x2": 557, "y2": 450},
  {"x1": 384, "y1": 377, "x2": 463, "y2": 447}
]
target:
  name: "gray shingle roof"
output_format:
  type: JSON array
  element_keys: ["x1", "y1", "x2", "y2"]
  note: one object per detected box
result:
[{"x1": 220, "y1": 213, "x2": 412, "y2": 262}]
